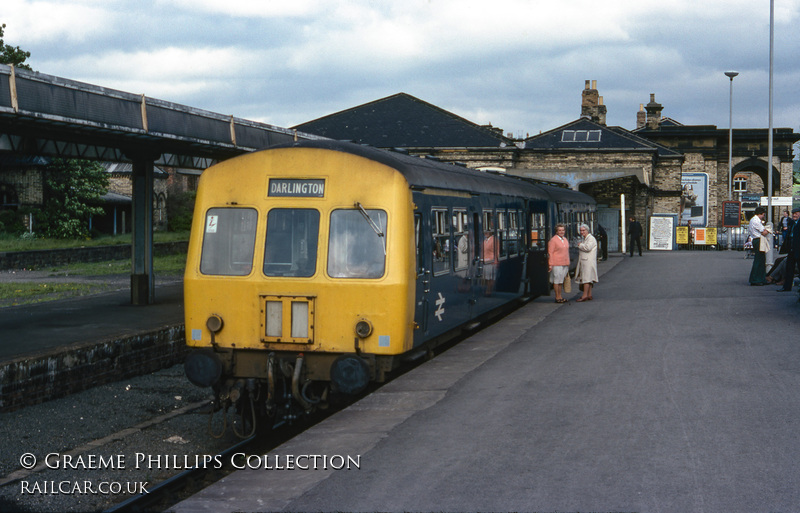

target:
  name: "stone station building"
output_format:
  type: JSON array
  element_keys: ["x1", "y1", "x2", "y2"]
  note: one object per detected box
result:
[{"x1": 295, "y1": 81, "x2": 799, "y2": 251}]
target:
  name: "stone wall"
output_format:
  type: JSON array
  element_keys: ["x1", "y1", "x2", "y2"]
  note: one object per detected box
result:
[
  {"x1": 0, "y1": 168, "x2": 44, "y2": 206},
  {"x1": 0, "y1": 325, "x2": 186, "y2": 412},
  {"x1": 0, "y1": 241, "x2": 188, "y2": 270}
]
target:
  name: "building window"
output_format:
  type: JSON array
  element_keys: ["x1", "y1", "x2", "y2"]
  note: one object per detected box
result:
[
  {"x1": 561, "y1": 130, "x2": 601, "y2": 142},
  {"x1": 734, "y1": 176, "x2": 747, "y2": 192}
]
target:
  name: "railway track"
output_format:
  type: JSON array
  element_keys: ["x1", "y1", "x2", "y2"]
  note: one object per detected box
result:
[{"x1": 104, "y1": 434, "x2": 258, "y2": 513}]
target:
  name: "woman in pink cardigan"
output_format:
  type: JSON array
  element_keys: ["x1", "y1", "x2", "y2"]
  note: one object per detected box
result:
[{"x1": 548, "y1": 223, "x2": 570, "y2": 303}]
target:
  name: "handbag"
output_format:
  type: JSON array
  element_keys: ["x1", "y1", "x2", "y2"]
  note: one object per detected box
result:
[{"x1": 563, "y1": 273, "x2": 572, "y2": 293}]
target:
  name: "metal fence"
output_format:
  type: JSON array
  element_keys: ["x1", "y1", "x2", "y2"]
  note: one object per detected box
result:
[{"x1": 675, "y1": 225, "x2": 779, "y2": 253}]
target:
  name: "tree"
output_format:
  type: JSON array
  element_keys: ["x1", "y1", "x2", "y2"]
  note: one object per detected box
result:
[
  {"x1": 1, "y1": 25, "x2": 113, "y2": 239},
  {"x1": 38, "y1": 159, "x2": 109, "y2": 238},
  {"x1": 0, "y1": 23, "x2": 32, "y2": 69}
]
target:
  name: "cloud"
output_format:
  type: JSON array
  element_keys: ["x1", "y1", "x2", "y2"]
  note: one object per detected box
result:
[
  {"x1": 158, "y1": 0, "x2": 316, "y2": 18},
  {"x1": 2, "y1": 0, "x2": 800, "y2": 138},
  {"x1": 3, "y1": 0, "x2": 118, "y2": 43}
]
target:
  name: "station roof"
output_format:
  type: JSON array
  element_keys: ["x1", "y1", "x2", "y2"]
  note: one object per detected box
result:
[
  {"x1": 524, "y1": 117, "x2": 683, "y2": 158},
  {"x1": 293, "y1": 93, "x2": 513, "y2": 149},
  {"x1": 0, "y1": 64, "x2": 320, "y2": 169}
]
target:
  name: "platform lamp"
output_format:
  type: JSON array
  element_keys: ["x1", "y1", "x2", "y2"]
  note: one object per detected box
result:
[{"x1": 725, "y1": 70, "x2": 739, "y2": 250}]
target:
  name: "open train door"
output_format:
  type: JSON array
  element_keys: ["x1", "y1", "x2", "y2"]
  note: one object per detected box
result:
[{"x1": 525, "y1": 203, "x2": 550, "y2": 297}]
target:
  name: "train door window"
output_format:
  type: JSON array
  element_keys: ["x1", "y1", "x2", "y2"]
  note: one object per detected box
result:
[
  {"x1": 452, "y1": 209, "x2": 469, "y2": 273},
  {"x1": 482, "y1": 210, "x2": 498, "y2": 264},
  {"x1": 432, "y1": 208, "x2": 451, "y2": 275},
  {"x1": 530, "y1": 212, "x2": 546, "y2": 250},
  {"x1": 328, "y1": 208, "x2": 387, "y2": 279},
  {"x1": 497, "y1": 210, "x2": 508, "y2": 259},
  {"x1": 263, "y1": 209, "x2": 320, "y2": 277},
  {"x1": 568, "y1": 212, "x2": 577, "y2": 241},
  {"x1": 200, "y1": 208, "x2": 258, "y2": 276},
  {"x1": 508, "y1": 210, "x2": 521, "y2": 256},
  {"x1": 415, "y1": 213, "x2": 422, "y2": 275}
]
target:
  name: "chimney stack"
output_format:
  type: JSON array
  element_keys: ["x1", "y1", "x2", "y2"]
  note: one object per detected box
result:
[
  {"x1": 636, "y1": 104, "x2": 646, "y2": 129},
  {"x1": 645, "y1": 93, "x2": 663, "y2": 130},
  {"x1": 581, "y1": 79, "x2": 607, "y2": 125}
]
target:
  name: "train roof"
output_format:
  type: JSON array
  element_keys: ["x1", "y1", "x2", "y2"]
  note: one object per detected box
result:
[
  {"x1": 273, "y1": 139, "x2": 594, "y2": 205},
  {"x1": 533, "y1": 181, "x2": 596, "y2": 205}
]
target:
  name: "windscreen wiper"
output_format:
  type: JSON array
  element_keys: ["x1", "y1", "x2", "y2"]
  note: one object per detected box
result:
[{"x1": 355, "y1": 202, "x2": 386, "y2": 254}]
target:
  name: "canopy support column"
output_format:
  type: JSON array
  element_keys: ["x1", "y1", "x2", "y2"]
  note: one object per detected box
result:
[{"x1": 130, "y1": 156, "x2": 155, "y2": 305}]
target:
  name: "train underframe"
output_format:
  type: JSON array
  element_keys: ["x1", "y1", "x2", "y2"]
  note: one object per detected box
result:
[
  {"x1": 185, "y1": 298, "x2": 526, "y2": 438},
  {"x1": 186, "y1": 347, "x2": 400, "y2": 438}
]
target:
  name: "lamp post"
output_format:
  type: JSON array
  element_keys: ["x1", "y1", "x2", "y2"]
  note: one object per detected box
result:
[{"x1": 725, "y1": 70, "x2": 738, "y2": 250}]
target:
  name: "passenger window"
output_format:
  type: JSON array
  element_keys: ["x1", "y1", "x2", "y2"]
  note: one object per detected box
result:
[
  {"x1": 497, "y1": 210, "x2": 508, "y2": 259},
  {"x1": 452, "y1": 210, "x2": 470, "y2": 273},
  {"x1": 530, "y1": 213, "x2": 546, "y2": 250},
  {"x1": 263, "y1": 209, "x2": 320, "y2": 277},
  {"x1": 328, "y1": 209, "x2": 387, "y2": 279},
  {"x1": 200, "y1": 208, "x2": 258, "y2": 276},
  {"x1": 432, "y1": 209, "x2": 451, "y2": 275}
]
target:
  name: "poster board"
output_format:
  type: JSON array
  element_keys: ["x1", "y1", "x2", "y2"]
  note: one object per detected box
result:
[
  {"x1": 676, "y1": 226, "x2": 688, "y2": 244},
  {"x1": 722, "y1": 201, "x2": 741, "y2": 228},
  {"x1": 649, "y1": 214, "x2": 677, "y2": 250},
  {"x1": 680, "y1": 173, "x2": 709, "y2": 227}
]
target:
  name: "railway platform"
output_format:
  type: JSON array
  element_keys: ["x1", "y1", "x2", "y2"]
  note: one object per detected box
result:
[
  {"x1": 172, "y1": 251, "x2": 800, "y2": 513},
  {"x1": 0, "y1": 279, "x2": 184, "y2": 411}
]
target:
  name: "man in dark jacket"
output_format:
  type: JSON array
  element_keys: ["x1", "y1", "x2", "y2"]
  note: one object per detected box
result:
[
  {"x1": 628, "y1": 216, "x2": 643, "y2": 256},
  {"x1": 596, "y1": 224, "x2": 608, "y2": 261},
  {"x1": 779, "y1": 207, "x2": 800, "y2": 291}
]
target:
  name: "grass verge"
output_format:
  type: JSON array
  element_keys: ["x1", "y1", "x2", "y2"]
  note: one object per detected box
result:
[
  {"x1": 0, "y1": 254, "x2": 186, "y2": 307},
  {"x1": 0, "y1": 231, "x2": 190, "y2": 252},
  {"x1": 48, "y1": 253, "x2": 187, "y2": 276},
  {"x1": 0, "y1": 282, "x2": 117, "y2": 308}
]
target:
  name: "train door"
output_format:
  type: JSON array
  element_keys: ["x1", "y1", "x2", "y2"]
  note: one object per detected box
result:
[
  {"x1": 526, "y1": 204, "x2": 550, "y2": 297},
  {"x1": 414, "y1": 212, "x2": 430, "y2": 342},
  {"x1": 469, "y1": 210, "x2": 482, "y2": 317}
]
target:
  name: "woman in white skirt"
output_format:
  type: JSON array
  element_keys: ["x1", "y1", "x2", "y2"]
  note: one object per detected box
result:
[
  {"x1": 575, "y1": 224, "x2": 598, "y2": 302},
  {"x1": 548, "y1": 224, "x2": 570, "y2": 303}
]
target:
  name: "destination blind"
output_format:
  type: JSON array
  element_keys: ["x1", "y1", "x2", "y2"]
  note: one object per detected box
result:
[{"x1": 268, "y1": 179, "x2": 325, "y2": 198}]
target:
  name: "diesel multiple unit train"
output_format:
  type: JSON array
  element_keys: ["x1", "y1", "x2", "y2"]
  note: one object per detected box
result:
[{"x1": 183, "y1": 139, "x2": 595, "y2": 435}]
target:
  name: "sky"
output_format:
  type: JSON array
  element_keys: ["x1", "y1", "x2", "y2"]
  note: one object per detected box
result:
[{"x1": 3, "y1": 0, "x2": 800, "y2": 139}]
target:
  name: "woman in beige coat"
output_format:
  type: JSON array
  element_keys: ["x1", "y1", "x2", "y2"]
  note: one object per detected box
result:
[{"x1": 575, "y1": 224, "x2": 598, "y2": 302}]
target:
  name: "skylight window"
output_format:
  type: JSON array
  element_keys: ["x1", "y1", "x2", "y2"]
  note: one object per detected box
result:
[{"x1": 561, "y1": 130, "x2": 601, "y2": 142}]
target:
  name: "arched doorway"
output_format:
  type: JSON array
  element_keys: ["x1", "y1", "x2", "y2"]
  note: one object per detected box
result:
[{"x1": 732, "y1": 157, "x2": 780, "y2": 196}]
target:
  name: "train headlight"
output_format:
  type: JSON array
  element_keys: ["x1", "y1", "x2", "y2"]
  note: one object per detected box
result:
[
  {"x1": 355, "y1": 319, "x2": 373, "y2": 338},
  {"x1": 206, "y1": 314, "x2": 224, "y2": 333}
]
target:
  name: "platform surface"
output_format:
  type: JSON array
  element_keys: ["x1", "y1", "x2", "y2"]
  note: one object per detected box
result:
[
  {"x1": 0, "y1": 277, "x2": 183, "y2": 361},
  {"x1": 176, "y1": 252, "x2": 800, "y2": 511}
]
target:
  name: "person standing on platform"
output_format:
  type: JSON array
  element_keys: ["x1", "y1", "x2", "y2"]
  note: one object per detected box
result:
[
  {"x1": 779, "y1": 210, "x2": 791, "y2": 246},
  {"x1": 548, "y1": 223, "x2": 570, "y2": 303},
  {"x1": 779, "y1": 207, "x2": 800, "y2": 292},
  {"x1": 575, "y1": 224, "x2": 598, "y2": 302},
  {"x1": 748, "y1": 207, "x2": 770, "y2": 286},
  {"x1": 596, "y1": 224, "x2": 608, "y2": 261},
  {"x1": 628, "y1": 216, "x2": 643, "y2": 256},
  {"x1": 482, "y1": 229, "x2": 498, "y2": 296}
]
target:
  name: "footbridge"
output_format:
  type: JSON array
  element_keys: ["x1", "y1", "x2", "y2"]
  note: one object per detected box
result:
[{"x1": 0, "y1": 64, "x2": 321, "y2": 304}]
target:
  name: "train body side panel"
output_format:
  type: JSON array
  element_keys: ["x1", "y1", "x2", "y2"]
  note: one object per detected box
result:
[{"x1": 411, "y1": 191, "x2": 533, "y2": 346}]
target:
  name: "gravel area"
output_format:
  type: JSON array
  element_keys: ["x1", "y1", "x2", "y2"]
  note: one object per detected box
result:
[{"x1": 0, "y1": 365, "x2": 240, "y2": 513}]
